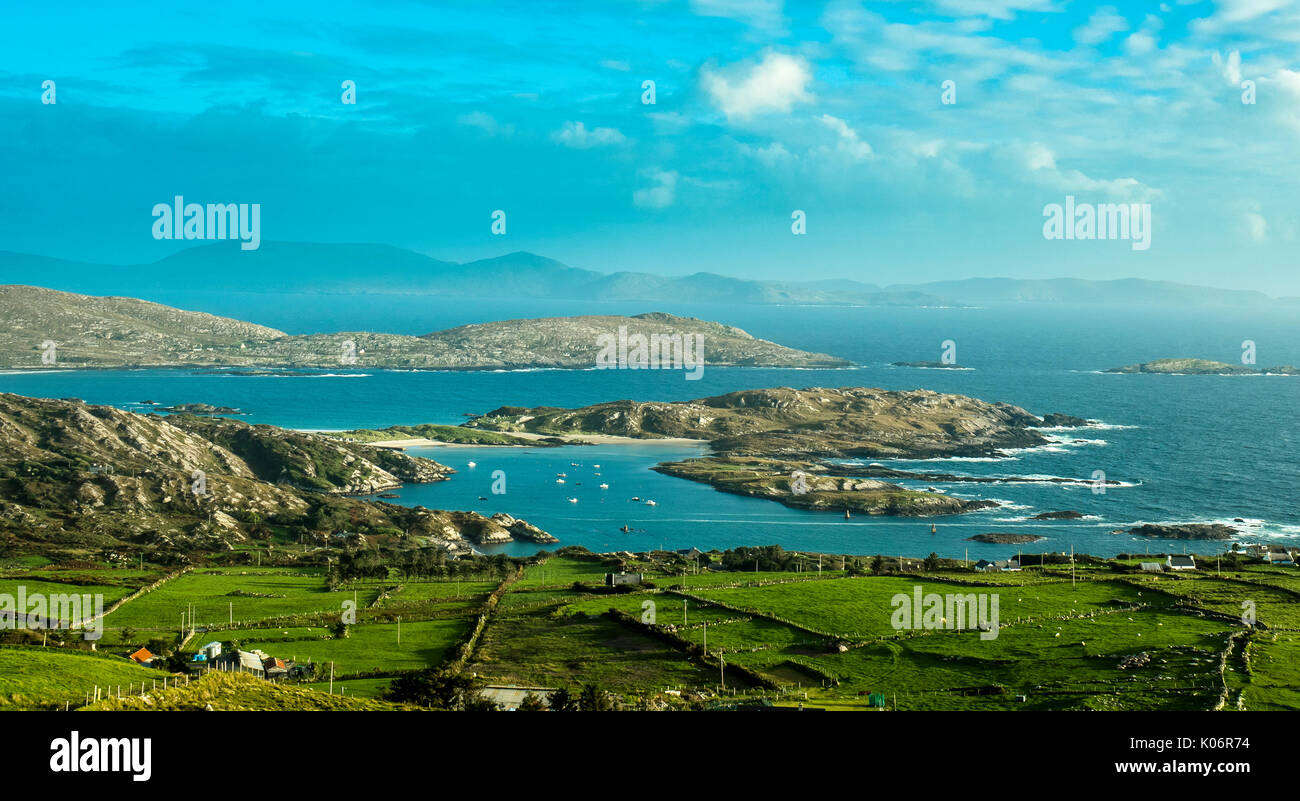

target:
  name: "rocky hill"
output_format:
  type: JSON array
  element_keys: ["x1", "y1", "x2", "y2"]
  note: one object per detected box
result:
[
  {"x1": 467, "y1": 386, "x2": 1049, "y2": 459},
  {"x1": 0, "y1": 393, "x2": 553, "y2": 561},
  {"x1": 0, "y1": 286, "x2": 848, "y2": 369}
]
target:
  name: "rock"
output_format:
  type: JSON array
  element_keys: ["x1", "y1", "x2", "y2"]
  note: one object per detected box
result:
[
  {"x1": 1038, "y1": 414, "x2": 1090, "y2": 427},
  {"x1": 1126, "y1": 523, "x2": 1238, "y2": 540},
  {"x1": 967, "y1": 533, "x2": 1046, "y2": 544},
  {"x1": 1030, "y1": 510, "x2": 1084, "y2": 520}
]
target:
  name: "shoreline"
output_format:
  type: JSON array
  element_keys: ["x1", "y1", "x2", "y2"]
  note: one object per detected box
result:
[{"x1": 362, "y1": 431, "x2": 710, "y2": 449}]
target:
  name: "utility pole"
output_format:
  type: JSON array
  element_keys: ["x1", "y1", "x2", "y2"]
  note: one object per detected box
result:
[
  {"x1": 397, "y1": 616, "x2": 401, "y2": 646},
  {"x1": 683, "y1": 601, "x2": 687, "y2": 627},
  {"x1": 329, "y1": 662, "x2": 334, "y2": 694},
  {"x1": 703, "y1": 620, "x2": 707, "y2": 654},
  {"x1": 1071, "y1": 544, "x2": 1075, "y2": 588}
]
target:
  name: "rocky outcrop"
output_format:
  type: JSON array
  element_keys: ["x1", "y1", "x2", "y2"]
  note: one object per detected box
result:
[
  {"x1": 469, "y1": 386, "x2": 1049, "y2": 460},
  {"x1": 1126, "y1": 523, "x2": 1238, "y2": 540},
  {"x1": 967, "y1": 533, "x2": 1046, "y2": 544},
  {"x1": 491, "y1": 513, "x2": 559, "y2": 544},
  {"x1": 652, "y1": 457, "x2": 998, "y2": 517},
  {"x1": 1105, "y1": 358, "x2": 1299, "y2": 376},
  {"x1": 1038, "y1": 414, "x2": 1090, "y2": 427},
  {"x1": 1030, "y1": 510, "x2": 1084, "y2": 520},
  {"x1": 0, "y1": 393, "x2": 551, "y2": 559}
]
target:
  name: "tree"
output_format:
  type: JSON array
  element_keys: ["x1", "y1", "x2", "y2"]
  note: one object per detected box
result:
[
  {"x1": 119, "y1": 626, "x2": 138, "y2": 645},
  {"x1": 578, "y1": 683, "x2": 616, "y2": 711},
  {"x1": 384, "y1": 669, "x2": 496, "y2": 711},
  {"x1": 547, "y1": 687, "x2": 578, "y2": 711},
  {"x1": 518, "y1": 692, "x2": 547, "y2": 711},
  {"x1": 870, "y1": 555, "x2": 885, "y2": 575},
  {"x1": 924, "y1": 552, "x2": 940, "y2": 572}
]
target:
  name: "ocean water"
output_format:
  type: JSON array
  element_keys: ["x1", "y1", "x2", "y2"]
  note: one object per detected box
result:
[{"x1": 3, "y1": 296, "x2": 1298, "y2": 559}]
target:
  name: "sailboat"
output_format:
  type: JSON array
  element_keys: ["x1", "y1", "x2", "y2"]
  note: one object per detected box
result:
[
  {"x1": 931, "y1": 523, "x2": 937, "y2": 535},
  {"x1": 844, "y1": 509, "x2": 851, "y2": 519}
]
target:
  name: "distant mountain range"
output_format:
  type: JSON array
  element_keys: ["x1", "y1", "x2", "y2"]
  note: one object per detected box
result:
[{"x1": 0, "y1": 243, "x2": 1289, "y2": 307}]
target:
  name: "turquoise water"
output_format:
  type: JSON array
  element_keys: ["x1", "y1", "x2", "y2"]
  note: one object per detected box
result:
[{"x1": 3, "y1": 299, "x2": 1298, "y2": 559}]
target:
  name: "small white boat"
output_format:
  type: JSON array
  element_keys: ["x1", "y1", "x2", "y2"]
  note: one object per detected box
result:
[
  {"x1": 593, "y1": 464, "x2": 601, "y2": 469},
  {"x1": 567, "y1": 497, "x2": 579, "y2": 503},
  {"x1": 467, "y1": 461, "x2": 477, "y2": 468},
  {"x1": 556, "y1": 478, "x2": 565, "y2": 484},
  {"x1": 599, "y1": 483, "x2": 609, "y2": 490},
  {"x1": 556, "y1": 472, "x2": 567, "y2": 477},
  {"x1": 644, "y1": 499, "x2": 656, "y2": 506}
]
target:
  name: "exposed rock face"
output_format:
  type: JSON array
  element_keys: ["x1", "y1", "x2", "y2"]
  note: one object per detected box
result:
[
  {"x1": 967, "y1": 533, "x2": 1046, "y2": 544},
  {"x1": 1038, "y1": 414, "x2": 1090, "y2": 427},
  {"x1": 1030, "y1": 510, "x2": 1085, "y2": 520},
  {"x1": 1105, "y1": 358, "x2": 1300, "y2": 376},
  {"x1": 491, "y1": 513, "x2": 559, "y2": 544},
  {"x1": 0, "y1": 393, "x2": 553, "y2": 559},
  {"x1": 0, "y1": 286, "x2": 848, "y2": 370},
  {"x1": 1126, "y1": 523, "x2": 1238, "y2": 540},
  {"x1": 652, "y1": 457, "x2": 999, "y2": 517},
  {"x1": 469, "y1": 386, "x2": 1047, "y2": 459}
]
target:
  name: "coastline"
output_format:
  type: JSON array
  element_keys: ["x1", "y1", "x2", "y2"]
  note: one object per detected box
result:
[{"x1": 363, "y1": 431, "x2": 709, "y2": 449}]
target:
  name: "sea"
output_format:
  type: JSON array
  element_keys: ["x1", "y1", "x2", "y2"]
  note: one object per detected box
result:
[{"x1": 4, "y1": 292, "x2": 1298, "y2": 560}]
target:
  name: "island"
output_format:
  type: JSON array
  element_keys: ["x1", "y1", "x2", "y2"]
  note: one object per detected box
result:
[
  {"x1": 1105, "y1": 358, "x2": 1299, "y2": 376},
  {"x1": 966, "y1": 533, "x2": 1046, "y2": 544},
  {"x1": 0, "y1": 285, "x2": 850, "y2": 370},
  {"x1": 890, "y1": 361, "x2": 971, "y2": 370},
  {"x1": 1125, "y1": 523, "x2": 1238, "y2": 540},
  {"x1": 464, "y1": 386, "x2": 1086, "y2": 518}
]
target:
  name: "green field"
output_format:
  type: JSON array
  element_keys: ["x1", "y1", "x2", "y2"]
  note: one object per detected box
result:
[{"x1": 0, "y1": 647, "x2": 164, "y2": 709}]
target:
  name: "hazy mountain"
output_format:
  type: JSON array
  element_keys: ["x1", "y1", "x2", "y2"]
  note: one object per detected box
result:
[{"x1": 0, "y1": 243, "x2": 1283, "y2": 307}]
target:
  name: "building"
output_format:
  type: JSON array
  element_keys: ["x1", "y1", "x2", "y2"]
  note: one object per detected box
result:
[
  {"x1": 200, "y1": 641, "x2": 222, "y2": 660},
  {"x1": 1263, "y1": 551, "x2": 1296, "y2": 566},
  {"x1": 1167, "y1": 555, "x2": 1196, "y2": 571},
  {"x1": 481, "y1": 685, "x2": 556, "y2": 711},
  {"x1": 263, "y1": 657, "x2": 288, "y2": 679},
  {"x1": 676, "y1": 547, "x2": 705, "y2": 561},
  {"x1": 129, "y1": 647, "x2": 154, "y2": 665},
  {"x1": 605, "y1": 572, "x2": 643, "y2": 587},
  {"x1": 210, "y1": 650, "x2": 266, "y2": 677},
  {"x1": 974, "y1": 559, "x2": 1021, "y2": 573},
  {"x1": 1139, "y1": 562, "x2": 1164, "y2": 572}
]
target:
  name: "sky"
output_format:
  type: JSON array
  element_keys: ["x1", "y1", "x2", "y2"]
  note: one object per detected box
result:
[{"x1": 1, "y1": 0, "x2": 1298, "y2": 292}]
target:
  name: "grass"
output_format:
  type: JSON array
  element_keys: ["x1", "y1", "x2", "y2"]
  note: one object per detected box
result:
[
  {"x1": 236, "y1": 617, "x2": 473, "y2": 676},
  {"x1": 104, "y1": 570, "x2": 372, "y2": 629},
  {"x1": 86, "y1": 670, "x2": 415, "y2": 711},
  {"x1": 0, "y1": 646, "x2": 165, "y2": 709}
]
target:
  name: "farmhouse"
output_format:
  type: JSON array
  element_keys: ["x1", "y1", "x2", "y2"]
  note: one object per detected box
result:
[
  {"x1": 973, "y1": 559, "x2": 1021, "y2": 573},
  {"x1": 481, "y1": 685, "x2": 556, "y2": 711},
  {"x1": 263, "y1": 657, "x2": 288, "y2": 678},
  {"x1": 1167, "y1": 555, "x2": 1196, "y2": 571},
  {"x1": 1263, "y1": 550, "x2": 1296, "y2": 566},
  {"x1": 676, "y1": 547, "x2": 704, "y2": 561},
  {"x1": 605, "y1": 572, "x2": 644, "y2": 587},
  {"x1": 210, "y1": 649, "x2": 266, "y2": 677},
  {"x1": 128, "y1": 647, "x2": 154, "y2": 666}
]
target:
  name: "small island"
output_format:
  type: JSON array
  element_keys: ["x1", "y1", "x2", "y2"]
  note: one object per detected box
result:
[
  {"x1": 1105, "y1": 358, "x2": 1299, "y2": 376},
  {"x1": 966, "y1": 533, "x2": 1045, "y2": 544},
  {"x1": 1125, "y1": 523, "x2": 1238, "y2": 540},
  {"x1": 890, "y1": 360, "x2": 971, "y2": 370}
]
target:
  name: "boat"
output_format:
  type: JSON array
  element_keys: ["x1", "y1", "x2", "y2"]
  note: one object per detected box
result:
[
  {"x1": 556, "y1": 472, "x2": 567, "y2": 477},
  {"x1": 631, "y1": 496, "x2": 641, "y2": 501},
  {"x1": 556, "y1": 478, "x2": 565, "y2": 484},
  {"x1": 599, "y1": 483, "x2": 609, "y2": 489},
  {"x1": 845, "y1": 509, "x2": 851, "y2": 519},
  {"x1": 931, "y1": 523, "x2": 937, "y2": 534},
  {"x1": 467, "y1": 461, "x2": 477, "y2": 468},
  {"x1": 645, "y1": 500, "x2": 656, "y2": 506},
  {"x1": 567, "y1": 497, "x2": 578, "y2": 503}
]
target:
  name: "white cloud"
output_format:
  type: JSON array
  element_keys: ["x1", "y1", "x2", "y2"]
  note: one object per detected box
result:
[
  {"x1": 1019, "y1": 142, "x2": 1159, "y2": 199},
  {"x1": 701, "y1": 51, "x2": 813, "y2": 120},
  {"x1": 925, "y1": 0, "x2": 1060, "y2": 20},
  {"x1": 457, "y1": 111, "x2": 513, "y2": 136},
  {"x1": 690, "y1": 0, "x2": 787, "y2": 35},
  {"x1": 816, "y1": 114, "x2": 872, "y2": 159},
  {"x1": 600, "y1": 59, "x2": 631, "y2": 72},
  {"x1": 633, "y1": 168, "x2": 678, "y2": 209},
  {"x1": 551, "y1": 121, "x2": 626, "y2": 148},
  {"x1": 1074, "y1": 7, "x2": 1128, "y2": 45}
]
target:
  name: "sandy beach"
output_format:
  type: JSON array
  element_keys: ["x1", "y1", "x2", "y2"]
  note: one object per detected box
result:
[{"x1": 365, "y1": 431, "x2": 707, "y2": 449}]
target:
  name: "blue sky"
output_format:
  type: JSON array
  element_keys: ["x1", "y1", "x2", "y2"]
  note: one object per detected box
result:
[{"x1": 1, "y1": 0, "x2": 1298, "y2": 292}]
